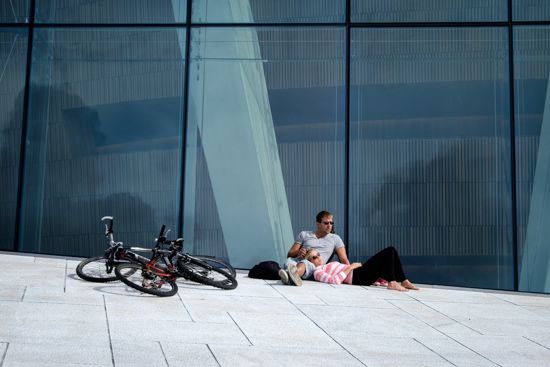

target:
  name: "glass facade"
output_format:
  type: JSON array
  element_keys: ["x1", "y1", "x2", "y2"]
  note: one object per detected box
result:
[
  {"x1": 514, "y1": 26, "x2": 550, "y2": 293},
  {"x1": 512, "y1": 0, "x2": 550, "y2": 21},
  {"x1": 184, "y1": 26, "x2": 346, "y2": 267},
  {"x1": 19, "y1": 27, "x2": 186, "y2": 257},
  {"x1": 0, "y1": 28, "x2": 28, "y2": 250},
  {"x1": 351, "y1": 0, "x2": 508, "y2": 22},
  {"x1": 0, "y1": 0, "x2": 29, "y2": 23},
  {"x1": 349, "y1": 27, "x2": 512, "y2": 289},
  {"x1": 34, "y1": 0, "x2": 187, "y2": 23},
  {"x1": 2, "y1": 0, "x2": 550, "y2": 293},
  {"x1": 192, "y1": 0, "x2": 346, "y2": 23}
]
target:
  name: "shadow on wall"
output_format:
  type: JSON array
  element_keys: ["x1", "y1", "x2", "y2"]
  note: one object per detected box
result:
[
  {"x1": 0, "y1": 86, "x2": 25, "y2": 251},
  {"x1": 15, "y1": 84, "x2": 179, "y2": 258},
  {"x1": 356, "y1": 137, "x2": 513, "y2": 289},
  {"x1": 37, "y1": 193, "x2": 160, "y2": 258}
]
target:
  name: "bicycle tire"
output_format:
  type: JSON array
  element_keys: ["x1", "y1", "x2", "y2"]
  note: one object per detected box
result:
[
  {"x1": 192, "y1": 255, "x2": 236, "y2": 278},
  {"x1": 177, "y1": 256, "x2": 238, "y2": 290},
  {"x1": 115, "y1": 263, "x2": 178, "y2": 297},
  {"x1": 76, "y1": 256, "x2": 123, "y2": 282}
]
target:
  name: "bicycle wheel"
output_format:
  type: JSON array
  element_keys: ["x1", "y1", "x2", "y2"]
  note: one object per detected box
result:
[
  {"x1": 177, "y1": 256, "x2": 238, "y2": 290},
  {"x1": 76, "y1": 256, "x2": 122, "y2": 282},
  {"x1": 115, "y1": 263, "x2": 178, "y2": 297},
  {"x1": 192, "y1": 255, "x2": 236, "y2": 278}
]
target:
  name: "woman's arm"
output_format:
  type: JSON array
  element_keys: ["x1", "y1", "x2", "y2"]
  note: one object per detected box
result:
[
  {"x1": 343, "y1": 262, "x2": 361, "y2": 275},
  {"x1": 314, "y1": 263, "x2": 348, "y2": 285}
]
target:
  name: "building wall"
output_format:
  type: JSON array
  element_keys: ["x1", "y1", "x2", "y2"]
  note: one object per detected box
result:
[{"x1": 1, "y1": 0, "x2": 550, "y2": 292}]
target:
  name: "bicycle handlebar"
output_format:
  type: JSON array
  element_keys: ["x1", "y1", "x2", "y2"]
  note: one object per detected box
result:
[
  {"x1": 101, "y1": 218, "x2": 183, "y2": 252},
  {"x1": 156, "y1": 224, "x2": 167, "y2": 244},
  {"x1": 102, "y1": 216, "x2": 114, "y2": 239}
]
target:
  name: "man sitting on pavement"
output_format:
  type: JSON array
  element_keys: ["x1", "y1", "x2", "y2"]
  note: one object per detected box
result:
[{"x1": 279, "y1": 210, "x2": 350, "y2": 286}]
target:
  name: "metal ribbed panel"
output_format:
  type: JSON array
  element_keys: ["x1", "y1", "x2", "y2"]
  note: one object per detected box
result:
[
  {"x1": 249, "y1": 0, "x2": 345, "y2": 23},
  {"x1": 351, "y1": 27, "x2": 508, "y2": 85},
  {"x1": 353, "y1": 0, "x2": 507, "y2": 22}
]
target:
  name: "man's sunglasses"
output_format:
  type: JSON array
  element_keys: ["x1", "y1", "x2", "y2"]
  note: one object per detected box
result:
[{"x1": 322, "y1": 221, "x2": 334, "y2": 225}]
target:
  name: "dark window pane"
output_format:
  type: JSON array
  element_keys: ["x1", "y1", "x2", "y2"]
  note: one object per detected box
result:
[
  {"x1": 512, "y1": 0, "x2": 550, "y2": 21},
  {"x1": 0, "y1": 0, "x2": 29, "y2": 23},
  {"x1": 19, "y1": 28, "x2": 186, "y2": 256},
  {"x1": 192, "y1": 0, "x2": 345, "y2": 23},
  {"x1": 349, "y1": 27, "x2": 513, "y2": 290},
  {"x1": 0, "y1": 28, "x2": 28, "y2": 250},
  {"x1": 35, "y1": 0, "x2": 187, "y2": 23},
  {"x1": 514, "y1": 26, "x2": 550, "y2": 293},
  {"x1": 351, "y1": 0, "x2": 508, "y2": 23}
]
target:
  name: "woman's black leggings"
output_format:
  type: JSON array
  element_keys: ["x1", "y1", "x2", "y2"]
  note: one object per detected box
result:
[{"x1": 351, "y1": 247, "x2": 407, "y2": 286}]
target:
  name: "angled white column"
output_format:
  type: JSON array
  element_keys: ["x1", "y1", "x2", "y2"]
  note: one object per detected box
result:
[
  {"x1": 520, "y1": 73, "x2": 550, "y2": 292},
  {"x1": 184, "y1": 2, "x2": 294, "y2": 268}
]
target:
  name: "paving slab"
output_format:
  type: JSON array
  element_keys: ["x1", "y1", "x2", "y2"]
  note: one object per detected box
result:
[
  {"x1": 209, "y1": 345, "x2": 365, "y2": 367},
  {"x1": 450, "y1": 335, "x2": 550, "y2": 367},
  {"x1": 2, "y1": 342, "x2": 112, "y2": 367},
  {"x1": 1, "y1": 251, "x2": 550, "y2": 367},
  {"x1": 335, "y1": 336, "x2": 453, "y2": 367}
]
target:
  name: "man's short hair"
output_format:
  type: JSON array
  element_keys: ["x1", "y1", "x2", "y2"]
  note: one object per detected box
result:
[{"x1": 316, "y1": 210, "x2": 332, "y2": 223}]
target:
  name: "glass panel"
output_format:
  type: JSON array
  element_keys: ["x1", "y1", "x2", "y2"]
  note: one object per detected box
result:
[
  {"x1": 514, "y1": 26, "x2": 550, "y2": 294},
  {"x1": 192, "y1": 0, "x2": 345, "y2": 24},
  {"x1": 349, "y1": 27, "x2": 512, "y2": 290},
  {"x1": 35, "y1": 0, "x2": 187, "y2": 24},
  {"x1": 185, "y1": 26, "x2": 346, "y2": 268},
  {"x1": 20, "y1": 28, "x2": 186, "y2": 257},
  {"x1": 351, "y1": 0, "x2": 508, "y2": 23},
  {"x1": 0, "y1": 28, "x2": 28, "y2": 250},
  {"x1": 512, "y1": 0, "x2": 550, "y2": 22},
  {"x1": 0, "y1": 0, "x2": 30, "y2": 23}
]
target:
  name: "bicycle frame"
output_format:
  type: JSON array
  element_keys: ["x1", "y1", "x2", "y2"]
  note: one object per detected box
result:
[{"x1": 101, "y1": 216, "x2": 157, "y2": 269}]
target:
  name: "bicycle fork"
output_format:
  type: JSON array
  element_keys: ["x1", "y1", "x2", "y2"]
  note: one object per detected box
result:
[{"x1": 141, "y1": 258, "x2": 176, "y2": 288}]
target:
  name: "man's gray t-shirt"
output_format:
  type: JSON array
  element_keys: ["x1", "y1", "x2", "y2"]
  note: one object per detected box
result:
[{"x1": 295, "y1": 231, "x2": 345, "y2": 264}]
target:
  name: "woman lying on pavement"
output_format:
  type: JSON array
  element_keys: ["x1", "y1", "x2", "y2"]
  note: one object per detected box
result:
[{"x1": 306, "y1": 247, "x2": 420, "y2": 291}]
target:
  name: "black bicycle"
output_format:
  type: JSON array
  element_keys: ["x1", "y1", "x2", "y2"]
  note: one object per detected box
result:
[
  {"x1": 76, "y1": 216, "x2": 236, "y2": 283},
  {"x1": 115, "y1": 225, "x2": 238, "y2": 296},
  {"x1": 114, "y1": 230, "x2": 179, "y2": 297}
]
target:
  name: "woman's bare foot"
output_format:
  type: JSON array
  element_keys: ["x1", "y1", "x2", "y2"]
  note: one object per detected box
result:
[
  {"x1": 387, "y1": 281, "x2": 409, "y2": 292},
  {"x1": 401, "y1": 280, "x2": 420, "y2": 290}
]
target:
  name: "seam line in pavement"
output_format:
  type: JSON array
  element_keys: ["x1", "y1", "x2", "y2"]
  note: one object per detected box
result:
[{"x1": 103, "y1": 295, "x2": 116, "y2": 367}]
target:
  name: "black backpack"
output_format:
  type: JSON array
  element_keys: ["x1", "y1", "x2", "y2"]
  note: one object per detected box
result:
[{"x1": 248, "y1": 261, "x2": 281, "y2": 280}]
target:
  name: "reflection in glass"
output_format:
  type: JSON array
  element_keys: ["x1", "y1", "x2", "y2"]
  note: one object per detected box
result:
[
  {"x1": 192, "y1": 0, "x2": 345, "y2": 23},
  {"x1": 512, "y1": 0, "x2": 550, "y2": 22},
  {"x1": 0, "y1": 29, "x2": 28, "y2": 250},
  {"x1": 185, "y1": 26, "x2": 346, "y2": 267},
  {"x1": 35, "y1": 0, "x2": 187, "y2": 23},
  {"x1": 0, "y1": 0, "x2": 29, "y2": 23},
  {"x1": 351, "y1": 0, "x2": 508, "y2": 23},
  {"x1": 514, "y1": 26, "x2": 550, "y2": 293},
  {"x1": 19, "y1": 28, "x2": 186, "y2": 256},
  {"x1": 349, "y1": 27, "x2": 512, "y2": 290}
]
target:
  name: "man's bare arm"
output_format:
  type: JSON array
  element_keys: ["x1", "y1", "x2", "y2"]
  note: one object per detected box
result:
[
  {"x1": 335, "y1": 247, "x2": 350, "y2": 265},
  {"x1": 287, "y1": 243, "x2": 306, "y2": 258}
]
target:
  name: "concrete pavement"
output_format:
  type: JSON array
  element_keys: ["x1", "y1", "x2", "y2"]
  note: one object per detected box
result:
[{"x1": 1, "y1": 251, "x2": 550, "y2": 367}]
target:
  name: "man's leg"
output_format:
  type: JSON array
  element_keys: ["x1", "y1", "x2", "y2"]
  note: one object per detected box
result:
[
  {"x1": 280, "y1": 258, "x2": 298, "y2": 285},
  {"x1": 281, "y1": 258, "x2": 310, "y2": 286},
  {"x1": 287, "y1": 263, "x2": 302, "y2": 286},
  {"x1": 296, "y1": 262, "x2": 306, "y2": 277},
  {"x1": 299, "y1": 260, "x2": 315, "y2": 280},
  {"x1": 278, "y1": 268, "x2": 290, "y2": 284}
]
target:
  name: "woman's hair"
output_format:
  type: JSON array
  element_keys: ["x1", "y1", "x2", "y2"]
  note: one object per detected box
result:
[{"x1": 304, "y1": 248, "x2": 316, "y2": 262}]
